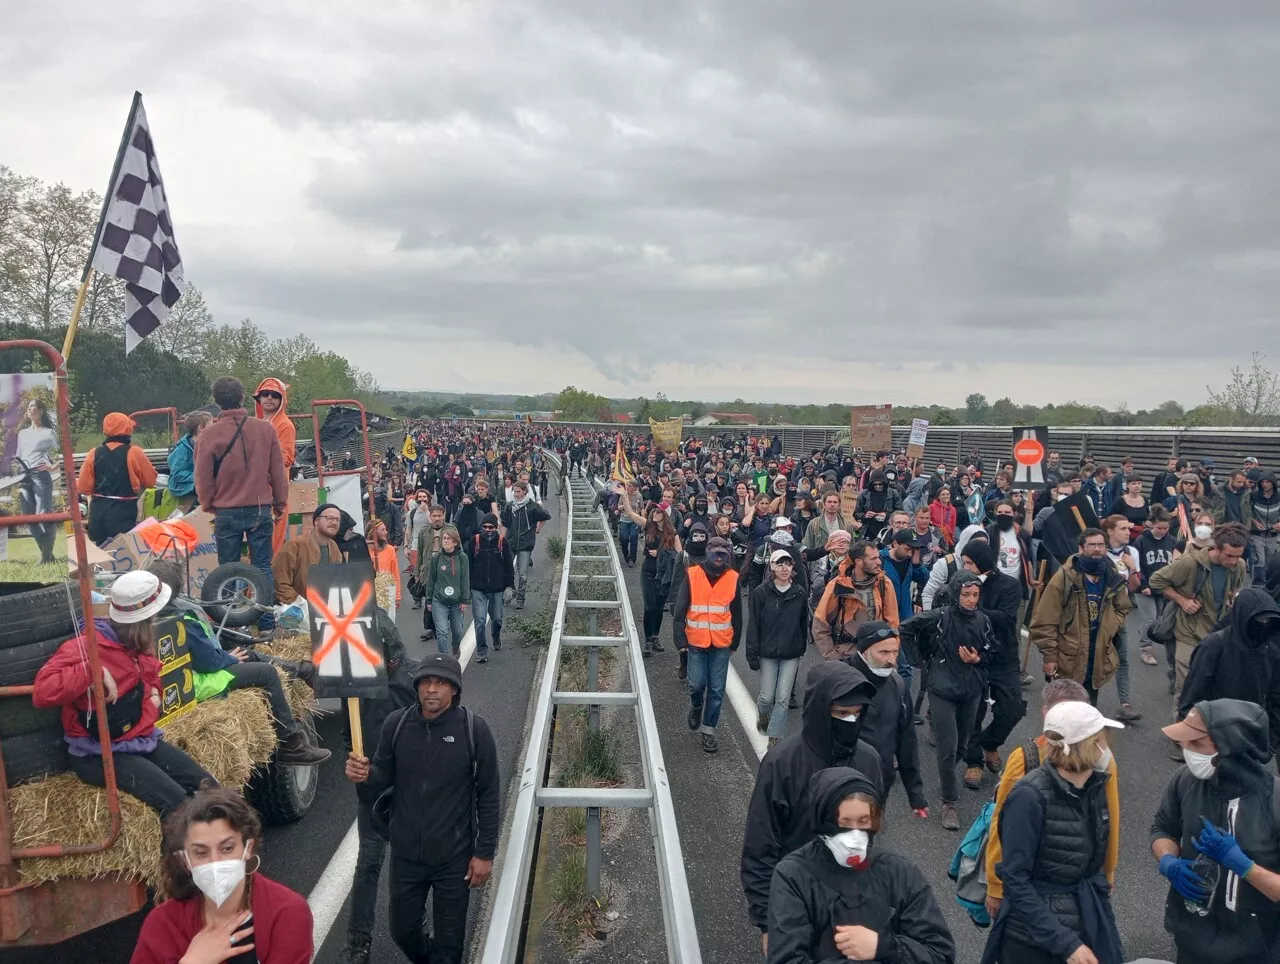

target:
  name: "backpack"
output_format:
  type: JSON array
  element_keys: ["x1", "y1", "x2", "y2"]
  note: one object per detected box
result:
[
  {"x1": 1146, "y1": 564, "x2": 1208, "y2": 646},
  {"x1": 370, "y1": 706, "x2": 476, "y2": 841},
  {"x1": 949, "y1": 737, "x2": 1041, "y2": 927}
]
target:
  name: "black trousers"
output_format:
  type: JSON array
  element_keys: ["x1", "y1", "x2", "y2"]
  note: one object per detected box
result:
[
  {"x1": 641, "y1": 569, "x2": 666, "y2": 640},
  {"x1": 388, "y1": 851, "x2": 472, "y2": 964},
  {"x1": 348, "y1": 801, "x2": 387, "y2": 941},
  {"x1": 224, "y1": 661, "x2": 298, "y2": 738},
  {"x1": 964, "y1": 659, "x2": 1027, "y2": 765},
  {"x1": 69, "y1": 740, "x2": 213, "y2": 816}
]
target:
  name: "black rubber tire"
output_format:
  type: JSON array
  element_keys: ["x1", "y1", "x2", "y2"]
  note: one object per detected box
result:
[
  {"x1": 200, "y1": 562, "x2": 272, "y2": 628},
  {"x1": 0, "y1": 701, "x2": 64, "y2": 740},
  {"x1": 0, "y1": 583, "x2": 82, "y2": 650},
  {"x1": 2, "y1": 726, "x2": 72, "y2": 786},
  {"x1": 0, "y1": 635, "x2": 67, "y2": 689},
  {"x1": 247, "y1": 736, "x2": 319, "y2": 824}
]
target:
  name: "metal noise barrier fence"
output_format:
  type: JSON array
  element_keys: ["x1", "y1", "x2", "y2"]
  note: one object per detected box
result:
[
  {"x1": 70, "y1": 431, "x2": 402, "y2": 475},
  {"x1": 479, "y1": 454, "x2": 702, "y2": 964}
]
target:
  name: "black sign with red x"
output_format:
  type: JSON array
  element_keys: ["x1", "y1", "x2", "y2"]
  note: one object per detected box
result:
[{"x1": 306, "y1": 562, "x2": 388, "y2": 700}]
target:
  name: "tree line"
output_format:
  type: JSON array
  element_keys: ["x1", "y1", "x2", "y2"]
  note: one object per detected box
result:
[{"x1": 0, "y1": 165, "x2": 379, "y2": 442}]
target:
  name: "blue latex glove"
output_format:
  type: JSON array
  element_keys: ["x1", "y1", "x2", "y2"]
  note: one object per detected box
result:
[
  {"x1": 1159, "y1": 853, "x2": 1210, "y2": 901},
  {"x1": 1196, "y1": 818, "x2": 1256, "y2": 878}
]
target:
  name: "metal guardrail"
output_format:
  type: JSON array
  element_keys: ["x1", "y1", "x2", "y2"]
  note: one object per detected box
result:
[{"x1": 480, "y1": 457, "x2": 701, "y2": 964}]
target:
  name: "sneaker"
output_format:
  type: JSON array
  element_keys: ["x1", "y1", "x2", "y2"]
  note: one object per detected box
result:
[
  {"x1": 411, "y1": 599, "x2": 421, "y2": 610},
  {"x1": 983, "y1": 749, "x2": 1003, "y2": 774},
  {"x1": 701, "y1": 732, "x2": 718, "y2": 753},
  {"x1": 687, "y1": 705, "x2": 702, "y2": 730},
  {"x1": 477, "y1": 654, "x2": 488, "y2": 664},
  {"x1": 1020, "y1": 673, "x2": 1034, "y2": 687},
  {"x1": 1118, "y1": 703, "x2": 1143, "y2": 722},
  {"x1": 493, "y1": 635, "x2": 502, "y2": 652},
  {"x1": 419, "y1": 632, "x2": 434, "y2": 641},
  {"x1": 941, "y1": 804, "x2": 960, "y2": 831},
  {"x1": 756, "y1": 711, "x2": 769, "y2": 734},
  {"x1": 963, "y1": 766, "x2": 984, "y2": 790},
  {"x1": 276, "y1": 732, "x2": 331, "y2": 766},
  {"x1": 788, "y1": 692, "x2": 799, "y2": 710},
  {"x1": 515, "y1": 597, "x2": 525, "y2": 610},
  {"x1": 642, "y1": 637, "x2": 653, "y2": 659},
  {"x1": 1140, "y1": 647, "x2": 1159, "y2": 666},
  {"x1": 341, "y1": 938, "x2": 371, "y2": 964},
  {"x1": 678, "y1": 650, "x2": 687, "y2": 680},
  {"x1": 453, "y1": 648, "x2": 461, "y2": 659},
  {"x1": 913, "y1": 713, "x2": 924, "y2": 726},
  {"x1": 650, "y1": 638, "x2": 665, "y2": 653}
]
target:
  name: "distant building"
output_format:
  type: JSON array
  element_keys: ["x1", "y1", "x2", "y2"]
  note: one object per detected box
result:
[
  {"x1": 695, "y1": 412, "x2": 757, "y2": 426},
  {"x1": 606, "y1": 412, "x2": 634, "y2": 424}
]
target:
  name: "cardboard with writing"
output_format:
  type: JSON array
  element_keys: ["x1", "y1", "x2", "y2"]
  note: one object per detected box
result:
[{"x1": 849, "y1": 405, "x2": 893, "y2": 452}]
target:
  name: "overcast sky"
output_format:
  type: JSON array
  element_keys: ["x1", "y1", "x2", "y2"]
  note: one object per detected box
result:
[{"x1": 4, "y1": 2, "x2": 1278, "y2": 409}]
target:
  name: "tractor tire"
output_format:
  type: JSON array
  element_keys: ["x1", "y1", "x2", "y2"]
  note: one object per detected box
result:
[
  {"x1": 0, "y1": 583, "x2": 82, "y2": 650},
  {"x1": 200, "y1": 562, "x2": 272, "y2": 629},
  {"x1": 2, "y1": 726, "x2": 72, "y2": 786},
  {"x1": 247, "y1": 735, "x2": 320, "y2": 824}
]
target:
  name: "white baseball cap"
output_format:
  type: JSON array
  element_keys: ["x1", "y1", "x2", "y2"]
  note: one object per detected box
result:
[
  {"x1": 770, "y1": 549, "x2": 794, "y2": 564},
  {"x1": 1043, "y1": 701, "x2": 1123, "y2": 747},
  {"x1": 109, "y1": 571, "x2": 172, "y2": 625},
  {"x1": 772, "y1": 516, "x2": 793, "y2": 529}
]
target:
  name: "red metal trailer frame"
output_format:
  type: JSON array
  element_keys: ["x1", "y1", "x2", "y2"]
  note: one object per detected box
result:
[
  {"x1": 0, "y1": 341, "x2": 145, "y2": 944},
  {"x1": 127, "y1": 406, "x2": 181, "y2": 445}
]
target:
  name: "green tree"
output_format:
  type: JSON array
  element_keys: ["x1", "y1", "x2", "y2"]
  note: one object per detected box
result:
[
  {"x1": 1206, "y1": 353, "x2": 1280, "y2": 426},
  {"x1": 555, "y1": 385, "x2": 612, "y2": 421},
  {"x1": 148, "y1": 283, "x2": 215, "y2": 365},
  {"x1": 965, "y1": 393, "x2": 989, "y2": 423}
]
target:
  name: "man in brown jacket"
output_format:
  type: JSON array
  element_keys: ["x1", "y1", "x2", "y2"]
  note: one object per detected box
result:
[
  {"x1": 196, "y1": 377, "x2": 288, "y2": 627},
  {"x1": 812, "y1": 540, "x2": 899, "y2": 660},
  {"x1": 1030, "y1": 527, "x2": 1134, "y2": 706},
  {"x1": 273, "y1": 504, "x2": 343, "y2": 603}
]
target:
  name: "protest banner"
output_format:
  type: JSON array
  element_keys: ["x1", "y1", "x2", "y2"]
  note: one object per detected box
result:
[
  {"x1": 906, "y1": 418, "x2": 929, "y2": 460},
  {"x1": 649, "y1": 417, "x2": 683, "y2": 452},
  {"x1": 849, "y1": 405, "x2": 892, "y2": 452},
  {"x1": 1011, "y1": 426, "x2": 1050, "y2": 490}
]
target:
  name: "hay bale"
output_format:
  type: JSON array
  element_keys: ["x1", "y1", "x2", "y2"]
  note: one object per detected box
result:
[
  {"x1": 258, "y1": 633, "x2": 312, "y2": 665},
  {"x1": 9, "y1": 774, "x2": 164, "y2": 889},
  {"x1": 165, "y1": 690, "x2": 276, "y2": 788},
  {"x1": 256, "y1": 634, "x2": 321, "y2": 728}
]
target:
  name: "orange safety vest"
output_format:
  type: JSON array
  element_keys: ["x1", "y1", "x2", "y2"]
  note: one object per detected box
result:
[{"x1": 685, "y1": 565, "x2": 738, "y2": 649}]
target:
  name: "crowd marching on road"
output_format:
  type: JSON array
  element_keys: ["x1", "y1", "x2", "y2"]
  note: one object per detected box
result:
[{"x1": 60, "y1": 398, "x2": 1280, "y2": 964}]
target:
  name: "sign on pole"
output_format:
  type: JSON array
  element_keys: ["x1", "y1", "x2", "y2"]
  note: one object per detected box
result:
[
  {"x1": 306, "y1": 562, "x2": 387, "y2": 701},
  {"x1": 648, "y1": 417, "x2": 683, "y2": 452},
  {"x1": 849, "y1": 405, "x2": 893, "y2": 452},
  {"x1": 906, "y1": 418, "x2": 929, "y2": 460},
  {"x1": 1010, "y1": 426, "x2": 1050, "y2": 490}
]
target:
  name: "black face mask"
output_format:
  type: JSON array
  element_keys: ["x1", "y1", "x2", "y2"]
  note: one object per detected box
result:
[
  {"x1": 1076, "y1": 554, "x2": 1107, "y2": 576},
  {"x1": 831, "y1": 715, "x2": 862, "y2": 751},
  {"x1": 705, "y1": 558, "x2": 728, "y2": 576},
  {"x1": 996, "y1": 515, "x2": 1015, "y2": 531}
]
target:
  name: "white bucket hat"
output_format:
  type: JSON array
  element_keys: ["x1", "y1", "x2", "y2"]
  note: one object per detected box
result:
[
  {"x1": 109, "y1": 571, "x2": 172, "y2": 624},
  {"x1": 1043, "y1": 701, "x2": 1123, "y2": 747}
]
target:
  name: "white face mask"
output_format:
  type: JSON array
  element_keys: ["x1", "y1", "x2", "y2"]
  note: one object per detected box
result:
[
  {"x1": 835, "y1": 710, "x2": 860, "y2": 723},
  {"x1": 867, "y1": 664, "x2": 894, "y2": 678},
  {"x1": 823, "y1": 828, "x2": 871, "y2": 868},
  {"x1": 1194, "y1": 525, "x2": 1213, "y2": 541},
  {"x1": 1056, "y1": 493, "x2": 1070, "y2": 502},
  {"x1": 1093, "y1": 747, "x2": 1113, "y2": 773},
  {"x1": 1183, "y1": 748, "x2": 1218, "y2": 780},
  {"x1": 187, "y1": 842, "x2": 250, "y2": 907}
]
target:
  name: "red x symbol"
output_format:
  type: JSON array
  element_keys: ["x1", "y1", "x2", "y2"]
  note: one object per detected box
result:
[{"x1": 308, "y1": 583, "x2": 382, "y2": 668}]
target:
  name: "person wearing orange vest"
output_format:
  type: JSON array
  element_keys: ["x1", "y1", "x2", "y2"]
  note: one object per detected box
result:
[
  {"x1": 254, "y1": 377, "x2": 295, "y2": 554},
  {"x1": 672, "y1": 536, "x2": 743, "y2": 753}
]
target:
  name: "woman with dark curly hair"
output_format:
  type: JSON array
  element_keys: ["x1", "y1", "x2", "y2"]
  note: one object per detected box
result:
[{"x1": 130, "y1": 786, "x2": 312, "y2": 964}]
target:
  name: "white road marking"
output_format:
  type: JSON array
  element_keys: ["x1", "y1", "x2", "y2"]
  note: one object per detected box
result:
[{"x1": 308, "y1": 617, "x2": 476, "y2": 953}]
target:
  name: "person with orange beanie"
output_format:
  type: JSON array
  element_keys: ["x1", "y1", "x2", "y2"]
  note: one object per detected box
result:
[
  {"x1": 254, "y1": 377, "x2": 296, "y2": 554},
  {"x1": 76, "y1": 412, "x2": 158, "y2": 545}
]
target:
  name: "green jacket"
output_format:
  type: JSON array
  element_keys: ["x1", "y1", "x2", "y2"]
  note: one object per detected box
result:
[
  {"x1": 1148, "y1": 545, "x2": 1249, "y2": 651},
  {"x1": 415, "y1": 523, "x2": 446, "y2": 585},
  {"x1": 1209, "y1": 485, "x2": 1253, "y2": 529},
  {"x1": 801, "y1": 513, "x2": 856, "y2": 553},
  {"x1": 425, "y1": 546, "x2": 471, "y2": 605}
]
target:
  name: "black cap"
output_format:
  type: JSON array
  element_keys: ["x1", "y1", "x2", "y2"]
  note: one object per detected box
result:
[
  {"x1": 891, "y1": 528, "x2": 918, "y2": 547},
  {"x1": 854, "y1": 620, "x2": 898, "y2": 652}
]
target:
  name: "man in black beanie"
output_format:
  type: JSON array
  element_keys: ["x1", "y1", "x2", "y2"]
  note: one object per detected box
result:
[{"x1": 958, "y1": 539, "x2": 1026, "y2": 790}]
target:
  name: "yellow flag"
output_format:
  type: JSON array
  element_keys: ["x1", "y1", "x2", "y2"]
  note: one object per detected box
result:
[
  {"x1": 611, "y1": 434, "x2": 635, "y2": 482},
  {"x1": 648, "y1": 417, "x2": 683, "y2": 452},
  {"x1": 401, "y1": 435, "x2": 417, "y2": 461}
]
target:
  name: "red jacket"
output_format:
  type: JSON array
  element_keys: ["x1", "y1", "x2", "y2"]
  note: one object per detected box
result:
[
  {"x1": 129, "y1": 874, "x2": 313, "y2": 964},
  {"x1": 32, "y1": 620, "x2": 162, "y2": 740}
]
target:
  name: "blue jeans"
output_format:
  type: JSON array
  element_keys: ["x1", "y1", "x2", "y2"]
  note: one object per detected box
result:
[
  {"x1": 472, "y1": 591, "x2": 503, "y2": 654},
  {"x1": 756, "y1": 657, "x2": 800, "y2": 738},
  {"x1": 618, "y1": 521, "x2": 640, "y2": 565},
  {"x1": 213, "y1": 505, "x2": 275, "y2": 630},
  {"x1": 432, "y1": 602, "x2": 464, "y2": 654},
  {"x1": 687, "y1": 645, "x2": 732, "y2": 732},
  {"x1": 514, "y1": 549, "x2": 533, "y2": 600}
]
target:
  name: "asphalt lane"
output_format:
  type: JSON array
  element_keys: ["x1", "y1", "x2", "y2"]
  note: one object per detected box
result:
[
  {"x1": 613, "y1": 518, "x2": 1181, "y2": 962},
  {"x1": 5, "y1": 481, "x2": 563, "y2": 964}
]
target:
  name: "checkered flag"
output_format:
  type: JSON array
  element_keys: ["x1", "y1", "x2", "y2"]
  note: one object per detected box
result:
[{"x1": 89, "y1": 93, "x2": 185, "y2": 354}]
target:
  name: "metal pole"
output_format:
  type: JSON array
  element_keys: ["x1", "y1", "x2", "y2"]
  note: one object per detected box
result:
[
  {"x1": 587, "y1": 609, "x2": 599, "y2": 731},
  {"x1": 586, "y1": 806, "x2": 602, "y2": 899}
]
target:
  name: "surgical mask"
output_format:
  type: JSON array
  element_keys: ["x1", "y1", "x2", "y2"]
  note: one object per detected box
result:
[
  {"x1": 1056, "y1": 493, "x2": 1070, "y2": 502},
  {"x1": 834, "y1": 710, "x2": 860, "y2": 723},
  {"x1": 867, "y1": 664, "x2": 894, "y2": 678},
  {"x1": 1194, "y1": 525, "x2": 1213, "y2": 541},
  {"x1": 187, "y1": 842, "x2": 250, "y2": 907},
  {"x1": 1183, "y1": 748, "x2": 1218, "y2": 780},
  {"x1": 1093, "y1": 747, "x2": 1113, "y2": 773},
  {"x1": 822, "y1": 828, "x2": 872, "y2": 869},
  {"x1": 996, "y1": 515, "x2": 1015, "y2": 531}
]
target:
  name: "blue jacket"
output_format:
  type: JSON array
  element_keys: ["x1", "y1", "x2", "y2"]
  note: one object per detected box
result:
[
  {"x1": 167, "y1": 435, "x2": 196, "y2": 497},
  {"x1": 878, "y1": 548, "x2": 930, "y2": 623},
  {"x1": 166, "y1": 599, "x2": 236, "y2": 673}
]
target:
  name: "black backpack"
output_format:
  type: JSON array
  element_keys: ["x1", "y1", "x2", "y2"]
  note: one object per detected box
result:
[{"x1": 370, "y1": 706, "x2": 476, "y2": 841}]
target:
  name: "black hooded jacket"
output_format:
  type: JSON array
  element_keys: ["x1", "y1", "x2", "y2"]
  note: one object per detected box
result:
[
  {"x1": 899, "y1": 572, "x2": 995, "y2": 702},
  {"x1": 745, "y1": 578, "x2": 810, "y2": 665},
  {"x1": 766, "y1": 768, "x2": 955, "y2": 964},
  {"x1": 465, "y1": 528, "x2": 515, "y2": 595},
  {"x1": 1180, "y1": 588, "x2": 1280, "y2": 749},
  {"x1": 1151, "y1": 699, "x2": 1280, "y2": 964},
  {"x1": 847, "y1": 651, "x2": 928, "y2": 811},
  {"x1": 741, "y1": 662, "x2": 884, "y2": 931}
]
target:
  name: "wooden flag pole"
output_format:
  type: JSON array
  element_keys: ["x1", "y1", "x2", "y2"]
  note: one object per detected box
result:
[
  {"x1": 1021, "y1": 559, "x2": 1049, "y2": 673},
  {"x1": 348, "y1": 697, "x2": 363, "y2": 759},
  {"x1": 61, "y1": 272, "x2": 93, "y2": 362}
]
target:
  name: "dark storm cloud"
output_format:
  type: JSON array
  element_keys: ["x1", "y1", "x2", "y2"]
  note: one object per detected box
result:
[{"x1": 10, "y1": 1, "x2": 1280, "y2": 398}]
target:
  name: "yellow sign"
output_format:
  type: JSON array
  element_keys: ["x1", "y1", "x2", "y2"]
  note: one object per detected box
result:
[
  {"x1": 648, "y1": 417, "x2": 683, "y2": 452},
  {"x1": 401, "y1": 435, "x2": 418, "y2": 461}
]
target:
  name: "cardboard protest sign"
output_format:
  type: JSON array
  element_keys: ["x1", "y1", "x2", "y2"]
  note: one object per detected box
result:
[
  {"x1": 1052, "y1": 491, "x2": 1099, "y2": 538},
  {"x1": 648, "y1": 417, "x2": 683, "y2": 452},
  {"x1": 906, "y1": 419, "x2": 929, "y2": 460},
  {"x1": 1010, "y1": 426, "x2": 1050, "y2": 490},
  {"x1": 840, "y1": 491, "x2": 859, "y2": 526},
  {"x1": 849, "y1": 405, "x2": 892, "y2": 452},
  {"x1": 307, "y1": 561, "x2": 387, "y2": 701}
]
